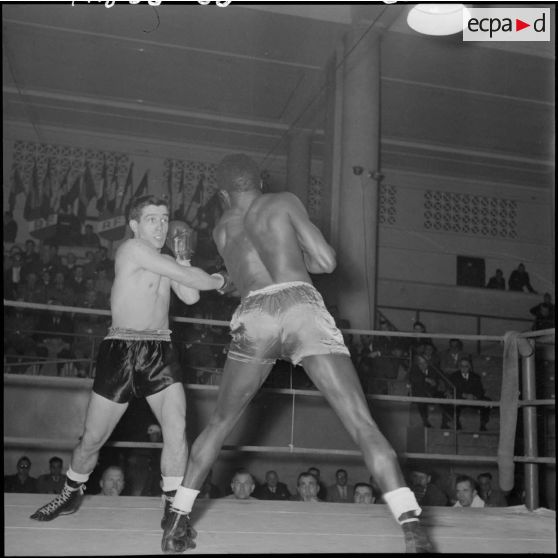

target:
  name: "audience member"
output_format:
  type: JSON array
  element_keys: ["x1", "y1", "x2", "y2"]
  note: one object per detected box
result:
[
  {"x1": 99, "y1": 466, "x2": 126, "y2": 496},
  {"x1": 94, "y1": 267, "x2": 113, "y2": 303},
  {"x1": 198, "y1": 469, "x2": 222, "y2": 499},
  {"x1": 22, "y1": 239, "x2": 40, "y2": 275},
  {"x1": 4, "y1": 210, "x2": 18, "y2": 242},
  {"x1": 254, "y1": 470, "x2": 291, "y2": 501},
  {"x1": 223, "y1": 470, "x2": 257, "y2": 500},
  {"x1": 327, "y1": 468, "x2": 354, "y2": 503},
  {"x1": 81, "y1": 224, "x2": 101, "y2": 248},
  {"x1": 450, "y1": 358, "x2": 491, "y2": 431},
  {"x1": 407, "y1": 321, "x2": 435, "y2": 357},
  {"x1": 4, "y1": 302, "x2": 39, "y2": 368},
  {"x1": 82, "y1": 250, "x2": 98, "y2": 279},
  {"x1": 96, "y1": 246, "x2": 115, "y2": 278},
  {"x1": 125, "y1": 423, "x2": 163, "y2": 496},
  {"x1": 292, "y1": 472, "x2": 323, "y2": 502},
  {"x1": 69, "y1": 265, "x2": 87, "y2": 299},
  {"x1": 439, "y1": 338, "x2": 468, "y2": 375},
  {"x1": 530, "y1": 293, "x2": 555, "y2": 330},
  {"x1": 4, "y1": 249, "x2": 24, "y2": 299},
  {"x1": 486, "y1": 269, "x2": 506, "y2": 290},
  {"x1": 47, "y1": 270, "x2": 76, "y2": 307},
  {"x1": 62, "y1": 251, "x2": 79, "y2": 278},
  {"x1": 453, "y1": 475, "x2": 484, "y2": 508},
  {"x1": 37, "y1": 456, "x2": 66, "y2": 494},
  {"x1": 19, "y1": 271, "x2": 46, "y2": 304},
  {"x1": 408, "y1": 354, "x2": 452, "y2": 429},
  {"x1": 353, "y1": 482, "x2": 375, "y2": 504},
  {"x1": 307, "y1": 467, "x2": 327, "y2": 501},
  {"x1": 4, "y1": 456, "x2": 38, "y2": 493},
  {"x1": 477, "y1": 473, "x2": 507, "y2": 507},
  {"x1": 508, "y1": 263, "x2": 537, "y2": 294},
  {"x1": 408, "y1": 467, "x2": 449, "y2": 506}
]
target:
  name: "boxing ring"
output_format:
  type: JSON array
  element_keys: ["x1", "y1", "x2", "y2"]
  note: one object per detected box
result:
[{"x1": 3, "y1": 300, "x2": 556, "y2": 554}]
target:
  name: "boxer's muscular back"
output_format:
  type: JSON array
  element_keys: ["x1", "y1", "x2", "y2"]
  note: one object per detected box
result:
[
  {"x1": 214, "y1": 192, "x2": 336, "y2": 298},
  {"x1": 110, "y1": 239, "x2": 171, "y2": 330}
]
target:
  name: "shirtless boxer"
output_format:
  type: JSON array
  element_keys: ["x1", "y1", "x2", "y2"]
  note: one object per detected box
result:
[
  {"x1": 161, "y1": 155, "x2": 434, "y2": 553},
  {"x1": 30, "y1": 195, "x2": 226, "y2": 524}
]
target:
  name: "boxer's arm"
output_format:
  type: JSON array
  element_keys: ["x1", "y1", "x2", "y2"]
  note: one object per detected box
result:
[
  {"x1": 170, "y1": 259, "x2": 200, "y2": 305},
  {"x1": 125, "y1": 239, "x2": 224, "y2": 291},
  {"x1": 286, "y1": 194, "x2": 336, "y2": 274}
]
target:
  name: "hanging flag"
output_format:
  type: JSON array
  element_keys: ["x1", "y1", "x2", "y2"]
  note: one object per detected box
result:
[
  {"x1": 106, "y1": 162, "x2": 119, "y2": 214},
  {"x1": 40, "y1": 160, "x2": 53, "y2": 217},
  {"x1": 173, "y1": 165, "x2": 186, "y2": 220},
  {"x1": 117, "y1": 162, "x2": 134, "y2": 214},
  {"x1": 53, "y1": 166, "x2": 71, "y2": 213},
  {"x1": 62, "y1": 172, "x2": 81, "y2": 214},
  {"x1": 185, "y1": 173, "x2": 205, "y2": 227},
  {"x1": 124, "y1": 170, "x2": 149, "y2": 218},
  {"x1": 23, "y1": 161, "x2": 40, "y2": 221},
  {"x1": 83, "y1": 162, "x2": 97, "y2": 201},
  {"x1": 8, "y1": 166, "x2": 25, "y2": 213},
  {"x1": 165, "y1": 160, "x2": 174, "y2": 213},
  {"x1": 96, "y1": 155, "x2": 108, "y2": 214}
]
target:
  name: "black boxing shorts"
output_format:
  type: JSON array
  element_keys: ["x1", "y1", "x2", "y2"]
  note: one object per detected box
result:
[
  {"x1": 93, "y1": 327, "x2": 183, "y2": 403},
  {"x1": 227, "y1": 281, "x2": 350, "y2": 366}
]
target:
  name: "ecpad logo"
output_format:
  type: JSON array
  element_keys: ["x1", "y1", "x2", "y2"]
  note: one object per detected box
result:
[{"x1": 463, "y1": 7, "x2": 550, "y2": 41}]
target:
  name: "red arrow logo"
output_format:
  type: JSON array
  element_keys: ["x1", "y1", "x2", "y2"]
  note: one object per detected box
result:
[{"x1": 516, "y1": 19, "x2": 530, "y2": 31}]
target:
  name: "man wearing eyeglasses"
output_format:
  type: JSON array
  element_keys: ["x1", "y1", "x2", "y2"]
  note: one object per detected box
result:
[{"x1": 4, "y1": 456, "x2": 38, "y2": 493}]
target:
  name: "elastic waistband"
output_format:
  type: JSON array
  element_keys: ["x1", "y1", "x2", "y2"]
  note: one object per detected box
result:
[
  {"x1": 105, "y1": 327, "x2": 172, "y2": 342},
  {"x1": 245, "y1": 281, "x2": 313, "y2": 298}
]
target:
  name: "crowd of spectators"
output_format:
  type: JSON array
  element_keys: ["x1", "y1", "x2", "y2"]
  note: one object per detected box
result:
[{"x1": 5, "y1": 455, "x2": 522, "y2": 509}]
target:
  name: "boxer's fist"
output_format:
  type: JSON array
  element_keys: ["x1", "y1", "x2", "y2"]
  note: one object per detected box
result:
[{"x1": 167, "y1": 220, "x2": 196, "y2": 261}]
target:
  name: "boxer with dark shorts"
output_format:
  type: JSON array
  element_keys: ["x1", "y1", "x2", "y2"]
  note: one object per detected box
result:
[
  {"x1": 30, "y1": 195, "x2": 225, "y2": 527},
  {"x1": 162, "y1": 155, "x2": 434, "y2": 553},
  {"x1": 94, "y1": 328, "x2": 182, "y2": 403}
]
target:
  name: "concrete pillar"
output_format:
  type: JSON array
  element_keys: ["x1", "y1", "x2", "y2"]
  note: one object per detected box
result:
[
  {"x1": 286, "y1": 129, "x2": 312, "y2": 205},
  {"x1": 329, "y1": 26, "x2": 382, "y2": 330}
]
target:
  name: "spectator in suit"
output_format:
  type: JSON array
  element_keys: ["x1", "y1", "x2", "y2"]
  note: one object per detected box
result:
[
  {"x1": 450, "y1": 358, "x2": 491, "y2": 431},
  {"x1": 37, "y1": 457, "x2": 66, "y2": 494},
  {"x1": 254, "y1": 470, "x2": 291, "y2": 501},
  {"x1": 508, "y1": 263, "x2": 537, "y2": 293},
  {"x1": 99, "y1": 466, "x2": 125, "y2": 496},
  {"x1": 18, "y1": 271, "x2": 47, "y2": 304},
  {"x1": 439, "y1": 338, "x2": 468, "y2": 375},
  {"x1": 4, "y1": 456, "x2": 38, "y2": 493},
  {"x1": 69, "y1": 265, "x2": 87, "y2": 299},
  {"x1": 4, "y1": 210, "x2": 18, "y2": 242},
  {"x1": 47, "y1": 270, "x2": 76, "y2": 307},
  {"x1": 4, "y1": 249, "x2": 24, "y2": 299},
  {"x1": 223, "y1": 470, "x2": 257, "y2": 500},
  {"x1": 530, "y1": 293, "x2": 555, "y2": 330},
  {"x1": 81, "y1": 224, "x2": 101, "y2": 248},
  {"x1": 327, "y1": 469, "x2": 354, "y2": 503},
  {"x1": 453, "y1": 475, "x2": 484, "y2": 508},
  {"x1": 408, "y1": 467, "x2": 449, "y2": 507},
  {"x1": 22, "y1": 239, "x2": 40, "y2": 276},
  {"x1": 486, "y1": 269, "x2": 506, "y2": 290},
  {"x1": 292, "y1": 472, "x2": 323, "y2": 502},
  {"x1": 353, "y1": 482, "x2": 376, "y2": 504},
  {"x1": 307, "y1": 466, "x2": 327, "y2": 501},
  {"x1": 408, "y1": 354, "x2": 452, "y2": 429},
  {"x1": 477, "y1": 473, "x2": 507, "y2": 507}
]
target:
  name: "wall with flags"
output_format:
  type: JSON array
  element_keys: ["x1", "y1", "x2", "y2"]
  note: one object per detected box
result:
[{"x1": 3, "y1": 134, "x2": 324, "y2": 252}]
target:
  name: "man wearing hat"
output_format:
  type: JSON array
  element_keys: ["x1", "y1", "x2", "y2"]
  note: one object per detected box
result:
[{"x1": 408, "y1": 467, "x2": 449, "y2": 507}]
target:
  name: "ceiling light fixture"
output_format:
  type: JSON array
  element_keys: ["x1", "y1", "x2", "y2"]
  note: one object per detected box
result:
[{"x1": 407, "y1": 3, "x2": 471, "y2": 36}]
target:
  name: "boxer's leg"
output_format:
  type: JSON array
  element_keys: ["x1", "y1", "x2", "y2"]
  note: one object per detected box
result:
[
  {"x1": 146, "y1": 383, "x2": 187, "y2": 529},
  {"x1": 301, "y1": 353, "x2": 434, "y2": 553},
  {"x1": 161, "y1": 357, "x2": 274, "y2": 552},
  {"x1": 30, "y1": 392, "x2": 128, "y2": 521}
]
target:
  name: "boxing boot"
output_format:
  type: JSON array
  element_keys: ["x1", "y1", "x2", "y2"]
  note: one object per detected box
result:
[
  {"x1": 161, "y1": 490, "x2": 176, "y2": 530},
  {"x1": 161, "y1": 508, "x2": 197, "y2": 553},
  {"x1": 401, "y1": 520, "x2": 435, "y2": 553},
  {"x1": 30, "y1": 480, "x2": 84, "y2": 521}
]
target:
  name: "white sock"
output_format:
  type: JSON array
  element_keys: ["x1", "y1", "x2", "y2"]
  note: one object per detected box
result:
[
  {"x1": 162, "y1": 476, "x2": 183, "y2": 493},
  {"x1": 66, "y1": 467, "x2": 90, "y2": 485},
  {"x1": 171, "y1": 486, "x2": 200, "y2": 514},
  {"x1": 383, "y1": 487, "x2": 422, "y2": 524}
]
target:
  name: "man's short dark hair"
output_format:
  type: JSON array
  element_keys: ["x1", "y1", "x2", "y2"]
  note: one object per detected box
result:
[
  {"x1": 127, "y1": 195, "x2": 168, "y2": 222},
  {"x1": 49, "y1": 456, "x2": 63, "y2": 466},
  {"x1": 354, "y1": 482, "x2": 374, "y2": 493},
  {"x1": 455, "y1": 474, "x2": 475, "y2": 489},
  {"x1": 298, "y1": 472, "x2": 317, "y2": 486},
  {"x1": 477, "y1": 472, "x2": 492, "y2": 481},
  {"x1": 216, "y1": 154, "x2": 261, "y2": 193}
]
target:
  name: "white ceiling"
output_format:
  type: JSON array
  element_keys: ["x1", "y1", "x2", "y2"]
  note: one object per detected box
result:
[{"x1": 2, "y1": 3, "x2": 555, "y2": 189}]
